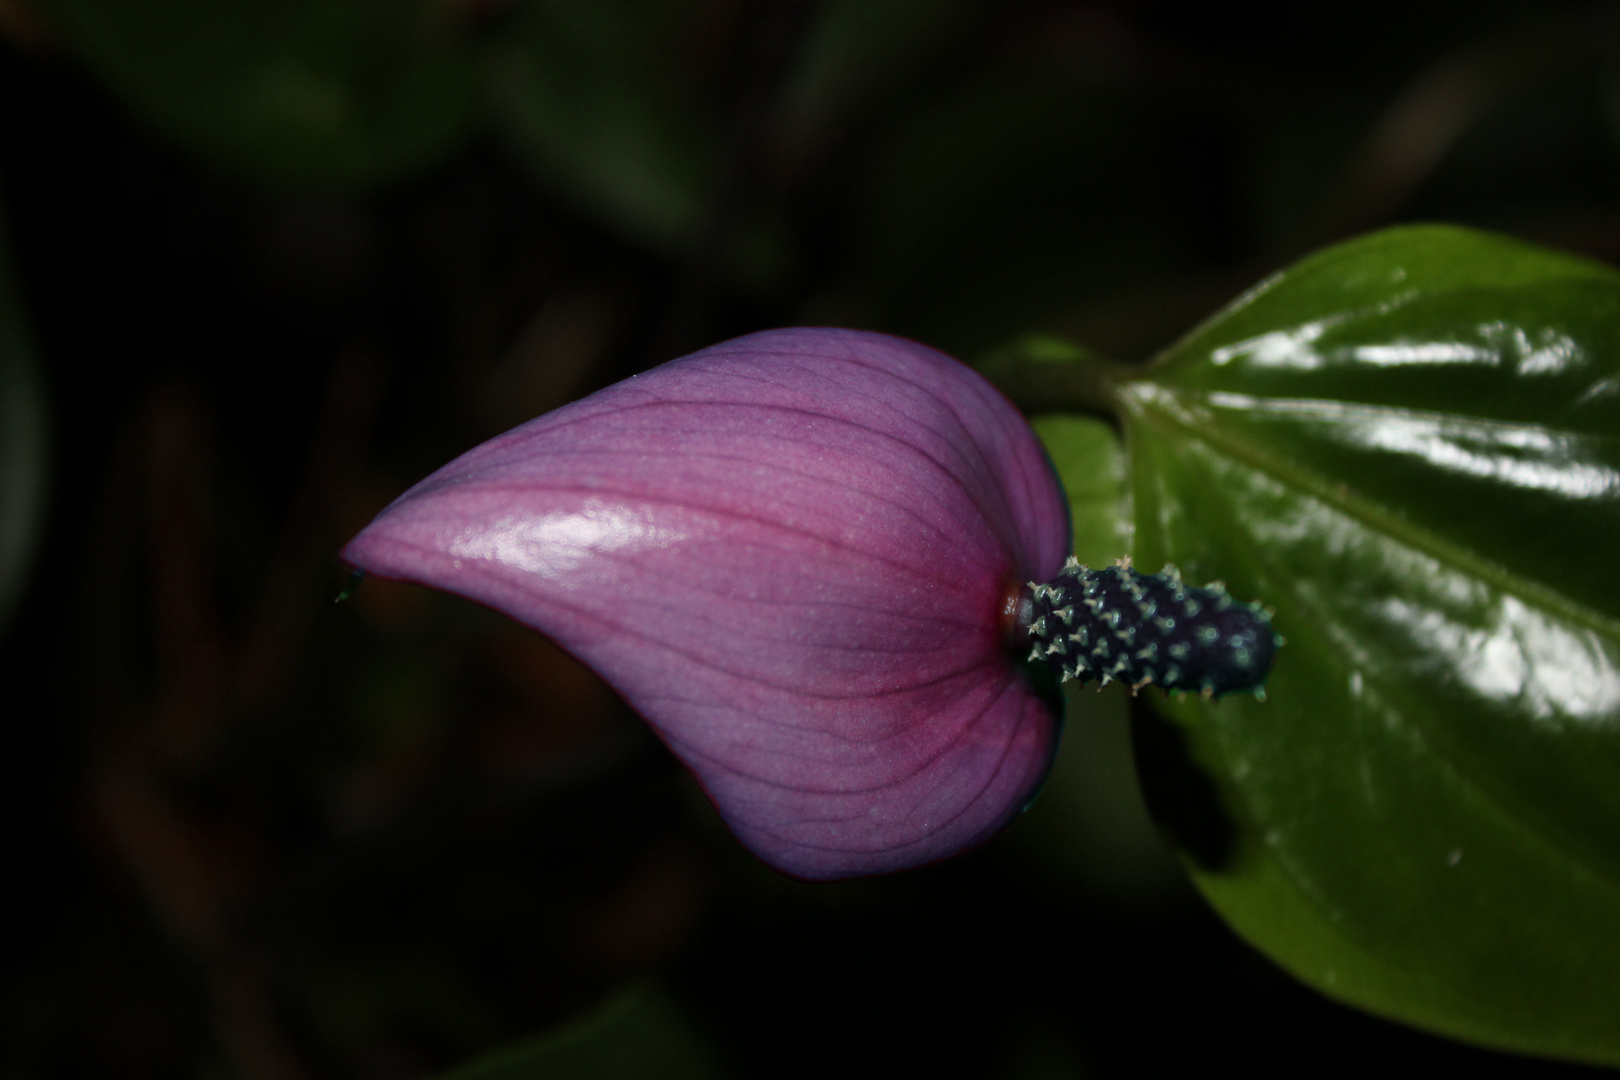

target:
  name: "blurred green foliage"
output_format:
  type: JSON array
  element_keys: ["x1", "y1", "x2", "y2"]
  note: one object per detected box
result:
[
  {"x1": 0, "y1": 205, "x2": 45, "y2": 633},
  {"x1": 483, "y1": 0, "x2": 718, "y2": 254},
  {"x1": 33, "y1": 0, "x2": 478, "y2": 186},
  {"x1": 438, "y1": 984, "x2": 723, "y2": 1080}
]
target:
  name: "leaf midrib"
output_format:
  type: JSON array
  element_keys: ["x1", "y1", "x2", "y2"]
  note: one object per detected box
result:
[{"x1": 1117, "y1": 379, "x2": 1620, "y2": 643}]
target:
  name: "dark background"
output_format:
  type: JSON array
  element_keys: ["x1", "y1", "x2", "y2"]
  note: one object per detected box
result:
[{"x1": 2, "y1": 0, "x2": 1619, "y2": 1076}]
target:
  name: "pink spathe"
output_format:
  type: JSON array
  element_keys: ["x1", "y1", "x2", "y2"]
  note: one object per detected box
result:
[{"x1": 342, "y1": 327, "x2": 1070, "y2": 879}]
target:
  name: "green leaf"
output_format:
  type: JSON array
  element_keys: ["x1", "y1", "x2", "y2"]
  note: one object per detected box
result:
[
  {"x1": 0, "y1": 205, "x2": 47, "y2": 634},
  {"x1": 1028, "y1": 408, "x2": 1129, "y2": 571},
  {"x1": 35, "y1": 0, "x2": 475, "y2": 188},
  {"x1": 436, "y1": 985, "x2": 723, "y2": 1080},
  {"x1": 1106, "y1": 225, "x2": 1620, "y2": 1063}
]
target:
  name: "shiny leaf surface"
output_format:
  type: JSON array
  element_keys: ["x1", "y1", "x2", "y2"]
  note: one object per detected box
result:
[{"x1": 1111, "y1": 225, "x2": 1620, "y2": 1062}]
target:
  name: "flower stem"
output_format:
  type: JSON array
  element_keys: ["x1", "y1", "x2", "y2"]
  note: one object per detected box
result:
[{"x1": 975, "y1": 334, "x2": 1136, "y2": 420}]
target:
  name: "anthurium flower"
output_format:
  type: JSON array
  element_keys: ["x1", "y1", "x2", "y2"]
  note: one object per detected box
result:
[{"x1": 341, "y1": 327, "x2": 1071, "y2": 879}]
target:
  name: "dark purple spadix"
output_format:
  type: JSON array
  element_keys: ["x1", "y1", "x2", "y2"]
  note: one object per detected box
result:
[
  {"x1": 340, "y1": 328, "x2": 1070, "y2": 880},
  {"x1": 1022, "y1": 559, "x2": 1278, "y2": 698}
]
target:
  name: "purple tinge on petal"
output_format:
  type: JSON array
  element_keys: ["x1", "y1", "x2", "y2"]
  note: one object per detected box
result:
[{"x1": 342, "y1": 328, "x2": 1070, "y2": 879}]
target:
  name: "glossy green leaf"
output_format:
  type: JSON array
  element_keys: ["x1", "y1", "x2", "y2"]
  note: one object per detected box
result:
[
  {"x1": 0, "y1": 206, "x2": 47, "y2": 633},
  {"x1": 36, "y1": 0, "x2": 475, "y2": 187},
  {"x1": 1103, "y1": 225, "x2": 1620, "y2": 1062},
  {"x1": 437, "y1": 985, "x2": 723, "y2": 1080}
]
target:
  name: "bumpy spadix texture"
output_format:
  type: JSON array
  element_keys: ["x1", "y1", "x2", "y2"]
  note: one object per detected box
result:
[
  {"x1": 342, "y1": 328, "x2": 1070, "y2": 879},
  {"x1": 1024, "y1": 559, "x2": 1277, "y2": 696}
]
